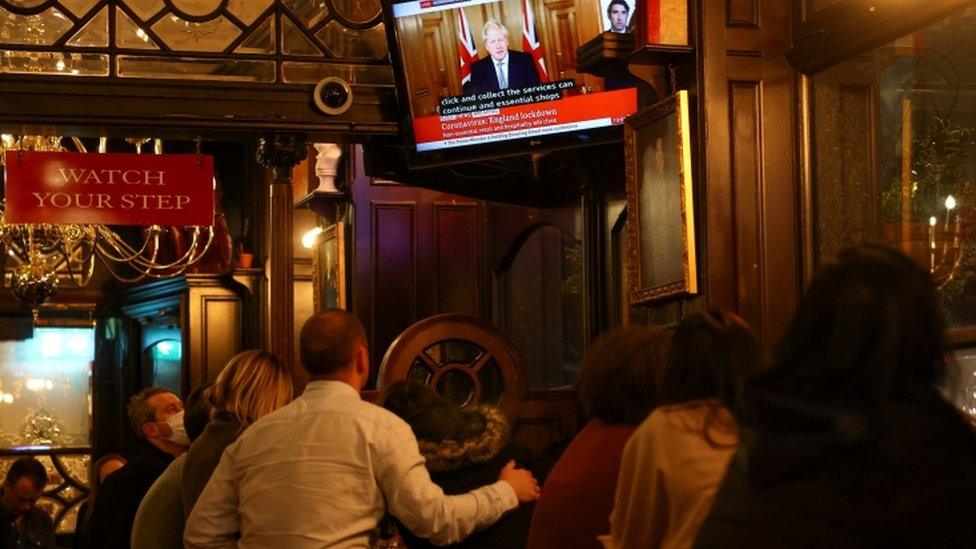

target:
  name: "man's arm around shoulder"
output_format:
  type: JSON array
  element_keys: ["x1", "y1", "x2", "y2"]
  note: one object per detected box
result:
[{"x1": 375, "y1": 422, "x2": 539, "y2": 546}]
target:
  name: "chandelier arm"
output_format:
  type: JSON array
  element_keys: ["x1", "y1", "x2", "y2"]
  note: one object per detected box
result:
[
  {"x1": 118, "y1": 226, "x2": 215, "y2": 271},
  {"x1": 55, "y1": 238, "x2": 97, "y2": 287},
  {"x1": 92, "y1": 226, "x2": 214, "y2": 276},
  {"x1": 93, "y1": 226, "x2": 160, "y2": 263}
]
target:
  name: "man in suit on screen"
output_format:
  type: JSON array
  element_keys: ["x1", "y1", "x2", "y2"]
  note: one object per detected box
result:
[{"x1": 463, "y1": 19, "x2": 540, "y2": 95}]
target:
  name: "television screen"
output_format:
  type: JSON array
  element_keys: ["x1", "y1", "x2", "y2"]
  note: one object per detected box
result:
[{"x1": 386, "y1": 0, "x2": 638, "y2": 161}]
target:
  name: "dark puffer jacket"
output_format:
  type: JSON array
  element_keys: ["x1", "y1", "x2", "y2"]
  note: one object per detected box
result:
[{"x1": 396, "y1": 406, "x2": 535, "y2": 549}]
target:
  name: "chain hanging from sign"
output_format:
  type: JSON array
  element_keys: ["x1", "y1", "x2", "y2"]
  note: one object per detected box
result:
[{"x1": 0, "y1": 135, "x2": 216, "y2": 317}]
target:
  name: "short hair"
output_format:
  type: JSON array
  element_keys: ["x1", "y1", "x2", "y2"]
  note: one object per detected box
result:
[
  {"x1": 607, "y1": 0, "x2": 630, "y2": 16},
  {"x1": 208, "y1": 350, "x2": 293, "y2": 428},
  {"x1": 577, "y1": 326, "x2": 671, "y2": 425},
  {"x1": 299, "y1": 310, "x2": 367, "y2": 377},
  {"x1": 482, "y1": 19, "x2": 509, "y2": 41},
  {"x1": 184, "y1": 382, "x2": 214, "y2": 441},
  {"x1": 4, "y1": 456, "x2": 47, "y2": 491},
  {"x1": 659, "y1": 310, "x2": 761, "y2": 406},
  {"x1": 89, "y1": 453, "x2": 125, "y2": 500},
  {"x1": 127, "y1": 386, "x2": 172, "y2": 438}
]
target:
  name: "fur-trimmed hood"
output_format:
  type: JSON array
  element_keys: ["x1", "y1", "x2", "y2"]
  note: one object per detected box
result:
[{"x1": 418, "y1": 406, "x2": 509, "y2": 473}]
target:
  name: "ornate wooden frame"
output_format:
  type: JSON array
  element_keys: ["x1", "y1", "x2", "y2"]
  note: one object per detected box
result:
[
  {"x1": 312, "y1": 222, "x2": 346, "y2": 311},
  {"x1": 624, "y1": 90, "x2": 697, "y2": 304}
]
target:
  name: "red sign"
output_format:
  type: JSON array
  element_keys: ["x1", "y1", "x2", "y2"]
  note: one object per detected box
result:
[{"x1": 3, "y1": 151, "x2": 215, "y2": 226}]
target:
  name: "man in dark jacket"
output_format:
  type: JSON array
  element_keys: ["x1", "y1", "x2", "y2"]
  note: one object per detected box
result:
[
  {"x1": 2, "y1": 456, "x2": 55, "y2": 549},
  {"x1": 90, "y1": 387, "x2": 188, "y2": 549},
  {"x1": 463, "y1": 19, "x2": 540, "y2": 95}
]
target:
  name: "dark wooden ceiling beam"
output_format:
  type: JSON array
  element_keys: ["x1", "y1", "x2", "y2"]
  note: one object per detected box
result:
[{"x1": 788, "y1": 0, "x2": 976, "y2": 74}]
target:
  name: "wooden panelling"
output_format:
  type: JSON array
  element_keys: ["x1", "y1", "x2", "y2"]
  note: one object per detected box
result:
[
  {"x1": 194, "y1": 296, "x2": 242, "y2": 385},
  {"x1": 728, "y1": 0, "x2": 760, "y2": 27},
  {"x1": 701, "y1": 0, "x2": 798, "y2": 350},
  {"x1": 371, "y1": 201, "x2": 418, "y2": 368},
  {"x1": 729, "y1": 80, "x2": 766, "y2": 340},
  {"x1": 434, "y1": 204, "x2": 483, "y2": 315}
]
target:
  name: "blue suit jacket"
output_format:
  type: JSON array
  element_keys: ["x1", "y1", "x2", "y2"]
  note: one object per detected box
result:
[{"x1": 463, "y1": 50, "x2": 541, "y2": 95}]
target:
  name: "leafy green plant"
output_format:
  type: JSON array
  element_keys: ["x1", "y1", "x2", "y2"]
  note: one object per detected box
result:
[{"x1": 881, "y1": 117, "x2": 975, "y2": 223}]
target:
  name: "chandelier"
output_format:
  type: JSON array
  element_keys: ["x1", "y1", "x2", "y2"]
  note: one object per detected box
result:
[{"x1": 0, "y1": 136, "x2": 215, "y2": 317}]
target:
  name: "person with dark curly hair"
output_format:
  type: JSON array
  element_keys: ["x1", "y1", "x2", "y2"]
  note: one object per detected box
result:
[{"x1": 528, "y1": 326, "x2": 671, "y2": 549}]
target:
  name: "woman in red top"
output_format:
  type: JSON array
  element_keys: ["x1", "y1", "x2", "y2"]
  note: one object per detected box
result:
[{"x1": 527, "y1": 326, "x2": 671, "y2": 549}]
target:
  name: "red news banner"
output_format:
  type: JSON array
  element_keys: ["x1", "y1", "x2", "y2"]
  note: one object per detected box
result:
[
  {"x1": 3, "y1": 151, "x2": 215, "y2": 226},
  {"x1": 412, "y1": 88, "x2": 637, "y2": 150}
]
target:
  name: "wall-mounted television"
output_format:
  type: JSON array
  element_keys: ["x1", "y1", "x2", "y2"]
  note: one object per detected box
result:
[{"x1": 384, "y1": 0, "x2": 639, "y2": 166}]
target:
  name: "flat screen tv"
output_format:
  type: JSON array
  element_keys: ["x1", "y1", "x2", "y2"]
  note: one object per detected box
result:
[{"x1": 383, "y1": 0, "x2": 639, "y2": 167}]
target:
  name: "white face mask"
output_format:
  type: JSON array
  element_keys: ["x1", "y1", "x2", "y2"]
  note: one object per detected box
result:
[{"x1": 161, "y1": 410, "x2": 190, "y2": 447}]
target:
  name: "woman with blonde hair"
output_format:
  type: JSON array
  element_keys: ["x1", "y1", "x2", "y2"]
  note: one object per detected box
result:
[{"x1": 181, "y1": 349, "x2": 293, "y2": 516}]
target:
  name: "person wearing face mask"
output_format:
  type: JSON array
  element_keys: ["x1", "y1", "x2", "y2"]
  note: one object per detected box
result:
[{"x1": 90, "y1": 387, "x2": 188, "y2": 549}]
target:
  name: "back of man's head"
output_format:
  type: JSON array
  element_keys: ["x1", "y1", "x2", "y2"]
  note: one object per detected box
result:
[
  {"x1": 127, "y1": 386, "x2": 170, "y2": 438},
  {"x1": 4, "y1": 456, "x2": 47, "y2": 491},
  {"x1": 300, "y1": 310, "x2": 367, "y2": 377}
]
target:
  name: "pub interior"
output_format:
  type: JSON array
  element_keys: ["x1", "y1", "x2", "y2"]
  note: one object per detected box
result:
[{"x1": 2, "y1": 0, "x2": 976, "y2": 547}]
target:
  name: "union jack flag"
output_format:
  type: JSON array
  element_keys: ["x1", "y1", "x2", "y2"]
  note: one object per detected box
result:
[
  {"x1": 457, "y1": 9, "x2": 478, "y2": 86},
  {"x1": 521, "y1": 0, "x2": 548, "y2": 82}
]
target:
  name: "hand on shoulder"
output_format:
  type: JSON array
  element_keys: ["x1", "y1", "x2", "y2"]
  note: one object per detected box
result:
[{"x1": 498, "y1": 460, "x2": 540, "y2": 502}]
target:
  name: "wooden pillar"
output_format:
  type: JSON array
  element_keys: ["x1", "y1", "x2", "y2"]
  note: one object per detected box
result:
[{"x1": 256, "y1": 134, "x2": 307, "y2": 375}]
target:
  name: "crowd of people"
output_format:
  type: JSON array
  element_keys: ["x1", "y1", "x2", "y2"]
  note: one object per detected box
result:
[{"x1": 4, "y1": 244, "x2": 976, "y2": 548}]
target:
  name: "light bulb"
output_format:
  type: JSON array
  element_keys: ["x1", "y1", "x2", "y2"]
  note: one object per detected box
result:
[{"x1": 302, "y1": 227, "x2": 324, "y2": 249}]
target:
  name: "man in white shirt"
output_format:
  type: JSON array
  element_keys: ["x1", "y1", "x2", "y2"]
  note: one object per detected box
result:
[{"x1": 184, "y1": 310, "x2": 540, "y2": 548}]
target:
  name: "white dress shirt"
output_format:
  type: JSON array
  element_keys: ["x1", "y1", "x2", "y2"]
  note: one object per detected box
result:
[{"x1": 184, "y1": 380, "x2": 518, "y2": 548}]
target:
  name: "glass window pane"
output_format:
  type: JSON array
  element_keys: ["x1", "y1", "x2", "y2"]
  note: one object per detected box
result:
[
  {"x1": 0, "y1": 327, "x2": 94, "y2": 449},
  {"x1": 436, "y1": 370, "x2": 475, "y2": 407},
  {"x1": 227, "y1": 0, "x2": 274, "y2": 26},
  {"x1": 407, "y1": 360, "x2": 433, "y2": 384},
  {"x1": 115, "y1": 7, "x2": 159, "y2": 50},
  {"x1": 951, "y1": 347, "x2": 976, "y2": 420},
  {"x1": 151, "y1": 14, "x2": 240, "y2": 52},
  {"x1": 66, "y1": 6, "x2": 109, "y2": 47},
  {"x1": 0, "y1": 7, "x2": 74, "y2": 46},
  {"x1": 331, "y1": 0, "x2": 381, "y2": 25},
  {"x1": 170, "y1": 0, "x2": 223, "y2": 18},
  {"x1": 477, "y1": 360, "x2": 504, "y2": 405},
  {"x1": 805, "y1": 0, "x2": 843, "y2": 18},
  {"x1": 281, "y1": 16, "x2": 322, "y2": 56},
  {"x1": 59, "y1": 0, "x2": 100, "y2": 18},
  {"x1": 281, "y1": 60, "x2": 393, "y2": 85},
  {"x1": 6, "y1": 0, "x2": 47, "y2": 7},
  {"x1": 0, "y1": 50, "x2": 109, "y2": 75},
  {"x1": 809, "y1": 5, "x2": 976, "y2": 330},
  {"x1": 283, "y1": 0, "x2": 329, "y2": 29},
  {"x1": 117, "y1": 55, "x2": 275, "y2": 81},
  {"x1": 121, "y1": 0, "x2": 165, "y2": 21},
  {"x1": 234, "y1": 13, "x2": 274, "y2": 54},
  {"x1": 316, "y1": 21, "x2": 387, "y2": 60},
  {"x1": 424, "y1": 340, "x2": 481, "y2": 366}
]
